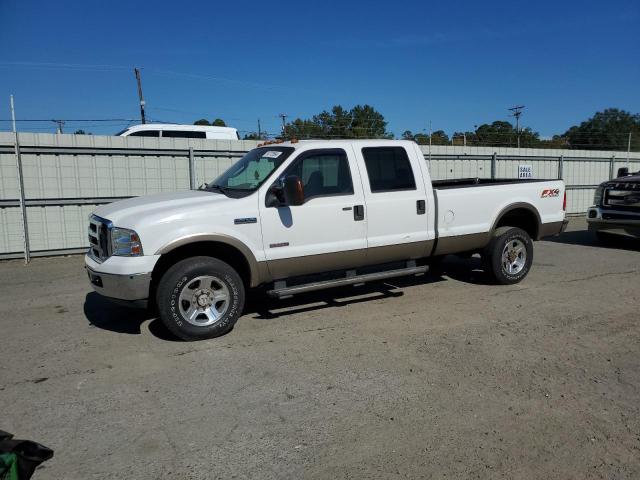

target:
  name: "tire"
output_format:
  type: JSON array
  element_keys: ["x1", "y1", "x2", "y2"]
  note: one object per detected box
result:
[
  {"x1": 156, "y1": 256, "x2": 245, "y2": 341},
  {"x1": 482, "y1": 227, "x2": 533, "y2": 285}
]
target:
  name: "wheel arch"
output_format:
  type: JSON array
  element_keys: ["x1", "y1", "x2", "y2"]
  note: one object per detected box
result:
[
  {"x1": 151, "y1": 235, "x2": 266, "y2": 298},
  {"x1": 491, "y1": 202, "x2": 542, "y2": 240}
]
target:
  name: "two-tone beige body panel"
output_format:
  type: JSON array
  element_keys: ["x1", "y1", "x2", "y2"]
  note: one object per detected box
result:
[
  {"x1": 154, "y1": 202, "x2": 564, "y2": 287},
  {"x1": 266, "y1": 240, "x2": 433, "y2": 281}
]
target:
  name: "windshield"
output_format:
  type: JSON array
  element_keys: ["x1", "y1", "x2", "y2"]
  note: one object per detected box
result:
[{"x1": 206, "y1": 146, "x2": 294, "y2": 196}]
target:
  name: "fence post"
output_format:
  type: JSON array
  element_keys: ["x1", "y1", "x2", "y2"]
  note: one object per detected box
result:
[
  {"x1": 188, "y1": 147, "x2": 195, "y2": 189},
  {"x1": 491, "y1": 152, "x2": 497, "y2": 179},
  {"x1": 609, "y1": 155, "x2": 615, "y2": 180},
  {"x1": 14, "y1": 132, "x2": 31, "y2": 263},
  {"x1": 557, "y1": 155, "x2": 564, "y2": 180}
]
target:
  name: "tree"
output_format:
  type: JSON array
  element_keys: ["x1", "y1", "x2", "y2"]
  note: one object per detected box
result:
[
  {"x1": 212, "y1": 118, "x2": 226, "y2": 127},
  {"x1": 401, "y1": 130, "x2": 415, "y2": 140},
  {"x1": 562, "y1": 108, "x2": 640, "y2": 151},
  {"x1": 243, "y1": 131, "x2": 268, "y2": 140},
  {"x1": 430, "y1": 130, "x2": 450, "y2": 145},
  {"x1": 414, "y1": 133, "x2": 429, "y2": 145},
  {"x1": 284, "y1": 104, "x2": 390, "y2": 139},
  {"x1": 193, "y1": 119, "x2": 211, "y2": 125},
  {"x1": 472, "y1": 121, "x2": 540, "y2": 148},
  {"x1": 74, "y1": 129, "x2": 87, "y2": 135}
]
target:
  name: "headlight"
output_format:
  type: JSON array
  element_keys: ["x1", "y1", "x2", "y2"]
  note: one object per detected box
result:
[
  {"x1": 593, "y1": 186, "x2": 604, "y2": 206},
  {"x1": 111, "y1": 227, "x2": 143, "y2": 256}
]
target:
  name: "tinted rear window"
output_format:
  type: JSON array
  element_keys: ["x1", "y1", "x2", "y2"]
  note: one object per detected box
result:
[
  {"x1": 362, "y1": 147, "x2": 416, "y2": 192},
  {"x1": 129, "y1": 130, "x2": 160, "y2": 137},
  {"x1": 162, "y1": 130, "x2": 206, "y2": 139}
]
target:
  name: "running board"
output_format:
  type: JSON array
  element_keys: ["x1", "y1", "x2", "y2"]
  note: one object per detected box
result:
[{"x1": 267, "y1": 263, "x2": 427, "y2": 299}]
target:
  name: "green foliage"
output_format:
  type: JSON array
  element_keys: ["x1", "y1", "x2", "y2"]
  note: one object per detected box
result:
[
  {"x1": 74, "y1": 129, "x2": 87, "y2": 135},
  {"x1": 285, "y1": 105, "x2": 389, "y2": 139},
  {"x1": 562, "y1": 108, "x2": 640, "y2": 151},
  {"x1": 243, "y1": 131, "x2": 268, "y2": 140},
  {"x1": 430, "y1": 130, "x2": 450, "y2": 145},
  {"x1": 194, "y1": 118, "x2": 227, "y2": 127}
]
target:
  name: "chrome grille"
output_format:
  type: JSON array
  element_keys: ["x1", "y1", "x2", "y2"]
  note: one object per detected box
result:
[
  {"x1": 604, "y1": 183, "x2": 640, "y2": 209},
  {"x1": 88, "y1": 215, "x2": 112, "y2": 262}
]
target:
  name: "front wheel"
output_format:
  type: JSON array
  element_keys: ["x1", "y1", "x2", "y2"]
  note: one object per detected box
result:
[
  {"x1": 156, "y1": 256, "x2": 245, "y2": 341},
  {"x1": 482, "y1": 227, "x2": 533, "y2": 285}
]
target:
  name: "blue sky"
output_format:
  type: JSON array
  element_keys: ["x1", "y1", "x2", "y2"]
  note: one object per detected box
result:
[{"x1": 0, "y1": 0, "x2": 638, "y2": 137}]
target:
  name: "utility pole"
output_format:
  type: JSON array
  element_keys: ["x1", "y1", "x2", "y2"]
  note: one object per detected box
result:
[
  {"x1": 627, "y1": 132, "x2": 632, "y2": 169},
  {"x1": 428, "y1": 120, "x2": 432, "y2": 163},
  {"x1": 10, "y1": 95, "x2": 30, "y2": 263},
  {"x1": 509, "y1": 105, "x2": 525, "y2": 148},
  {"x1": 53, "y1": 119, "x2": 65, "y2": 134},
  {"x1": 278, "y1": 113, "x2": 287, "y2": 138},
  {"x1": 258, "y1": 118, "x2": 262, "y2": 139},
  {"x1": 134, "y1": 67, "x2": 146, "y2": 124}
]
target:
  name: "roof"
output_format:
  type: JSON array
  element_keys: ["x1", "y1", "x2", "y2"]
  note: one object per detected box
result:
[
  {"x1": 124, "y1": 123, "x2": 237, "y2": 132},
  {"x1": 260, "y1": 139, "x2": 417, "y2": 149}
]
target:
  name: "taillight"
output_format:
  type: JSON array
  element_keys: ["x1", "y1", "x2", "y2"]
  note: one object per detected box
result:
[{"x1": 563, "y1": 190, "x2": 567, "y2": 211}]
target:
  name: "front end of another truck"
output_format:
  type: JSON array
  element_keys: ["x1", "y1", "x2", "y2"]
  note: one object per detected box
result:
[{"x1": 587, "y1": 170, "x2": 640, "y2": 240}]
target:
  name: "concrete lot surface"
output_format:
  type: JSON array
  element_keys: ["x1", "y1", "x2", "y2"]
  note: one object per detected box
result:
[{"x1": 1, "y1": 218, "x2": 639, "y2": 479}]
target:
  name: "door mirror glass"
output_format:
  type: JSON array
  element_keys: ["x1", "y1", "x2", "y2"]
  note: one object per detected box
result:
[{"x1": 283, "y1": 175, "x2": 305, "y2": 206}]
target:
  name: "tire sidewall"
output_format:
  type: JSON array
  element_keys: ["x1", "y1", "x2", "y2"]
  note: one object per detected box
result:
[
  {"x1": 158, "y1": 257, "x2": 244, "y2": 340},
  {"x1": 490, "y1": 228, "x2": 533, "y2": 284}
]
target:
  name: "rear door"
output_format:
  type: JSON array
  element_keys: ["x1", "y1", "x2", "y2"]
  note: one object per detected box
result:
[
  {"x1": 259, "y1": 147, "x2": 368, "y2": 279},
  {"x1": 354, "y1": 144, "x2": 431, "y2": 262}
]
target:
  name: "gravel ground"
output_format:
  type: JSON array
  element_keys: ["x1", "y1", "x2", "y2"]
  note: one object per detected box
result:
[{"x1": 1, "y1": 218, "x2": 639, "y2": 479}]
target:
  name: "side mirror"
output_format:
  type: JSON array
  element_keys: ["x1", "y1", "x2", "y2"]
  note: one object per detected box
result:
[
  {"x1": 283, "y1": 175, "x2": 305, "y2": 206},
  {"x1": 617, "y1": 167, "x2": 629, "y2": 178}
]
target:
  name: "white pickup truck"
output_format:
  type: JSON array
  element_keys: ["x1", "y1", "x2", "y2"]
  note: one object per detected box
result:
[{"x1": 86, "y1": 140, "x2": 567, "y2": 340}]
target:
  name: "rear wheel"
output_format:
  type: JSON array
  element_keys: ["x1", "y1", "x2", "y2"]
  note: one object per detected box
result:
[
  {"x1": 156, "y1": 256, "x2": 245, "y2": 341},
  {"x1": 482, "y1": 227, "x2": 533, "y2": 284}
]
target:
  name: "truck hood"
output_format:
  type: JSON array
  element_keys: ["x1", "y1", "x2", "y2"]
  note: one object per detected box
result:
[{"x1": 93, "y1": 190, "x2": 229, "y2": 227}]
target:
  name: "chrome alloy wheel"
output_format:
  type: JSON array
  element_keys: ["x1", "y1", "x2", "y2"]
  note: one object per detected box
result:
[
  {"x1": 178, "y1": 275, "x2": 230, "y2": 326},
  {"x1": 501, "y1": 239, "x2": 527, "y2": 275}
]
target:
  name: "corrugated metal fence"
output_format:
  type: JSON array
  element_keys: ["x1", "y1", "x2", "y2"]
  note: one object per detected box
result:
[{"x1": 1, "y1": 132, "x2": 639, "y2": 260}]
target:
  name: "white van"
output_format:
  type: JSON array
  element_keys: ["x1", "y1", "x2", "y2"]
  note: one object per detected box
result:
[{"x1": 117, "y1": 124, "x2": 240, "y2": 140}]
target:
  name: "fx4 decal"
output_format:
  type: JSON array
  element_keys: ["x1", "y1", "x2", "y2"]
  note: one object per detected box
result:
[{"x1": 541, "y1": 188, "x2": 560, "y2": 198}]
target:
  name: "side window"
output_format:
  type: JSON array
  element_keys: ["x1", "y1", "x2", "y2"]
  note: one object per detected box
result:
[
  {"x1": 362, "y1": 147, "x2": 416, "y2": 192},
  {"x1": 129, "y1": 130, "x2": 159, "y2": 137},
  {"x1": 162, "y1": 130, "x2": 207, "y2": 138},
  {"x1": 287, "y1": 150, "x2": 354, "y2": 201}
]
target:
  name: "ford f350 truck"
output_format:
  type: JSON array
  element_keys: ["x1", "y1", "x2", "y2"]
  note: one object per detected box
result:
[{"x1": 86, "y1": 140, "x2": 567, "y2": 340}]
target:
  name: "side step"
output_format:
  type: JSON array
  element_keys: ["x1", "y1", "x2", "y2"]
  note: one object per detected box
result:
[{"x1": 267, "y1": 262, "x2": 427, "y2": 299}]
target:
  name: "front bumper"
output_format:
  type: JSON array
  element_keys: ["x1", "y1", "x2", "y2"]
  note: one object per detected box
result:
[
  {"x1": 586, "y1": 206, "x2": 640, "y2": 238},
  {"x1": 85, "y1": 254, "x2": 153, "y2": 308}
]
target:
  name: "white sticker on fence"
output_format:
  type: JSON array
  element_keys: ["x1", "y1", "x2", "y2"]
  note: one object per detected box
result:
[{"x1": 518, "y1": 164, "x2": 533, "y2": 179}]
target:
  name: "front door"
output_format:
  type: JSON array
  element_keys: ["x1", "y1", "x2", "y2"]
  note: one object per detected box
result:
[{"x1": 259, "y1": 147, "x2": 367, "y2": 279}]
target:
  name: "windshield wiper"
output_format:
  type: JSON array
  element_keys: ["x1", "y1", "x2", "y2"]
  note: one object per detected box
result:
[{"x1": 206, "y1": 184, "x2": 230, "y2": 195}]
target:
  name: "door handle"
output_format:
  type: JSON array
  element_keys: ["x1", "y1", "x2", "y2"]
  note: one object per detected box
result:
[
  {"x1": 417, "y1": 200, "x2": 426, "y2": 215},
  {"x1": 353, "y1": 205, "x2": 365, "y2": 221}
]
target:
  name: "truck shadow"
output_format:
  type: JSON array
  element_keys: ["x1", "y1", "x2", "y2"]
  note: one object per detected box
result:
[
  {"x1": 83, "y1": 274, "x2": 453, "y2": 340},
  {"x1": 545, "y1": 228, "x2": 640, "y2": 252},
  {"x1": 83, "y1": 292, "x2": 176, "y2": 341},
  {"x1": 244, "y1": 274, "x2": 447, "y2": 320}
]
